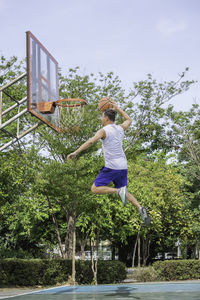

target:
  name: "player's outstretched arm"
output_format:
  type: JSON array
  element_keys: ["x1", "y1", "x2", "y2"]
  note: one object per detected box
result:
[
  {"x1": 67, "y1": 128, "x2": 106, "y2": 160},
  {"x1": 112, "y1": 103, "x2": 132, "y2": 130}
]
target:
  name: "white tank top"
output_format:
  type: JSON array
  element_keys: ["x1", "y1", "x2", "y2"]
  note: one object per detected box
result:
[{"x1": 102, "y1": 124, "x2": 127, "y2": 170}]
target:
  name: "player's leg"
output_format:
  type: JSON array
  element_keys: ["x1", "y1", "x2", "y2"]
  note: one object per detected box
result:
[
  {"x1": 92, "y1": 167, "x2": 151, "y2": 225},
  {"x1": 114, "y1": 170, "x2": 151, "y2": 226},
  {"x1": 127, "y1": 192, "x2": 151, "y2": 225},
  {"x1": 113, "y1": 169, "x2": 128, "y2": 206},
  {"x1": 91, "y1": 167, "x2": 126, "y2": 196},
  {"x1": 91, "y1": 183, "x2": 118, "y2": 194},
  {"x1": 127, "y1": 192, "x2": 141, "y2": 211},
  {"x1": 91, "y1": 167, "x2": 118, "y2": 195}
]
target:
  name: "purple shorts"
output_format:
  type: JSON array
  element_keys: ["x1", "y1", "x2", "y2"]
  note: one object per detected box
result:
[{"x1": 94, "y1": 167, "x2": 128, "y2": 188}]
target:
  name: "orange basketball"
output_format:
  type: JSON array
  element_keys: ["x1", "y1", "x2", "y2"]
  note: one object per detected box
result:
[{"x1": 98, "y1": 97, "x2": 115, "y2": 112}]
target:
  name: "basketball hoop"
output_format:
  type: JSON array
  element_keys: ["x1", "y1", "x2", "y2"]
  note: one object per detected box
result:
[
  {"x1": 56, "y1": 98, "x2": 86, "y2": 133},
  {"x1": 37, "y1": 98, "x2": 86, "y2": 133},
  {"x1": 55, "y1": 98, "x2": 86, "y2": 108}
]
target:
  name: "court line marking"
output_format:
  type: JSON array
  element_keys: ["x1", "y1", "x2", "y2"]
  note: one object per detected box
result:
[{"x1": 0, "y1": 285, "x2": 68, "y2": 299}]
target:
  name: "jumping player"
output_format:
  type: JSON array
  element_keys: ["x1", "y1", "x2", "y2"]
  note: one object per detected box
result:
[{"x1": 67, "y1": 103, "x2": 151, "y2": 226}]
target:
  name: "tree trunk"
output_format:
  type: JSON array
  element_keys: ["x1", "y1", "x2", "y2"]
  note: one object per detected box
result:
[
  {"x1": 80, "y1": 232, "x2": 87, "y2": 260},
  {"x1": 72, "y1": 227, "x2": 76, "y2": 285},
  {"x1": 132, "y1": 236, "x2": 138, "y2": 268},
  {"x1": 132, "y1": 227, "x2": 141, "y2": 267},
  {"x1": 118, "y1": 244, "x2": 128, "y2": 263},
  {"x1": 46, "y1": 196, "x2": 65, "y2": 258},
  {"x1": 65, "y1": 214, "x2": 75, "y2": 259},
  {"x1": 111, "y1": 243, "x2": 115, "y2": 260},
  {"x1": 91, "y1": 233, "x2": 99, "y2": 285},
  {"x1": 142, "y1": 237, "x2": 151, "y2": 266},
  {"x1": 138, "y1": 233, "x2": 141, "y2": 267}
]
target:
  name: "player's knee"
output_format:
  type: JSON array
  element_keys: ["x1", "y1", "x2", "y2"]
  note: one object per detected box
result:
[{"x1": 91, "y1": 184, "x2": 98, "y2": 194}]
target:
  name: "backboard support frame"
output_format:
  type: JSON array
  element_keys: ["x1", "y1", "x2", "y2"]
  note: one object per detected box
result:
[{"x1": 0, "y1": 72, "x2": 42, "y2": 151}]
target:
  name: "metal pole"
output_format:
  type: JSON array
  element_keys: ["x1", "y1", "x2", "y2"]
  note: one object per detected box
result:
[
  {"x1": 0, "y1": 70, "x2": 44, "y2": 152},
  {"x1": 0, "y1": 108, "x2": 28, "y2": 130},
  {"x1": 17, "y1": 103, "x2": 20, "y2": 137},
  {"x1": 0, "y1": 72, "x2": 27, "y2": 92},
  {"x1": 0, "y1": 122, "x2": 42, "y2": 151},
  {"x1": 2, "y1": 97, "x2": 27, "y2": 116}
]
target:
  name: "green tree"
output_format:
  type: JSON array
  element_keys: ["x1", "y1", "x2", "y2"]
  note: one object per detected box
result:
[
  {"x1": 167, "y1": 104, "x2": 200, "y2": 257},
  {"x1": 124, "y1": 70, "x2": 195, "y2": 157},
  {"x1": 1, "y1": 57, "x2": 199, "y2": 266},
  {"x1": 127, "y1": 154, "x2": 194, "y2": 264},
  {"x1": 0, "y1": 149, "x2": 50, "y2": 257}
]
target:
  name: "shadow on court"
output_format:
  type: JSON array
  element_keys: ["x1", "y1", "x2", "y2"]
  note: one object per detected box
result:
[{"x1": 103, "y1": 285, "x2": 139, "y2": 298}]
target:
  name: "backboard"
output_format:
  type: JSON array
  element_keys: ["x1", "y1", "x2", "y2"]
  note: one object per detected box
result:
[{"x1": 26, "y1": 31, "x2": 59, "y2": 132}]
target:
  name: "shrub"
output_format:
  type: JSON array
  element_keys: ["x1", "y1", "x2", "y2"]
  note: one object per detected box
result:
[
  {"x1": 97, "y1": 260, "x2": 127, "y2": 284},
  {"x1": 75, "y1": 260, "x2": 94, "y2": 284},
  {"x1": 0, "y1": 259, "x2": 126, "y2": 286},
  {"x1": 131, "y1": 267, "x2": 158, "y2": 282},
  {"x1": 153, "y1": 260, "x2": 200, "y2": 281},
  {"x1": 0, "y1": 259, "x2": 71, "y2": 286}
]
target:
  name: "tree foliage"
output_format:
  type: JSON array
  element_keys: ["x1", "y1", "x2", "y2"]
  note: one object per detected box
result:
[{"x1": 0, "y1": 56, "x2": 199, "y2": 264}]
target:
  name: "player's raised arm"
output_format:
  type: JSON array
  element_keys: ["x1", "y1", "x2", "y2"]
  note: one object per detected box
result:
[
  {"x1": 67, "y1": 128, "x2": 106, "y2": 160},
  {"x1": 112, "y1": 103, "x2": 132, "y2": 131}
]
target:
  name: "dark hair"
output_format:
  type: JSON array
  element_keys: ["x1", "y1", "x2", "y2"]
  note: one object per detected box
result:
[{"x1": 104, "y1": 109, "x2": 117, "y2": 122}]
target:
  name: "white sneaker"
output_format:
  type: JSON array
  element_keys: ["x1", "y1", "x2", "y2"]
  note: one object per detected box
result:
[
  {"x1": 139, "y1": 206, "x2": 151, "y2": 226},
  {"x1": 118, "y1": 186, "x2": 128, "y2": 206}
]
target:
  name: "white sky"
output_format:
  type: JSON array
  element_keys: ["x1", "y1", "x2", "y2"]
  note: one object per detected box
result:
[{"x1": 0, "y1": 0, "x2": 200, "y2": 111}]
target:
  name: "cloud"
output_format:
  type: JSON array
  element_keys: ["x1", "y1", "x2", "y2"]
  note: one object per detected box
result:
[{"x1": 157, "y1": 19, "x2": 187, "y2": 36}]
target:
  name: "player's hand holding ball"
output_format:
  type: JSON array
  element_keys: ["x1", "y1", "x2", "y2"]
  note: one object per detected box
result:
[
  {"x1": 111, "y1": 102, "x2": 119, "y2": 111},
  {"x1": 98, "y1": 97, "x2": 116, "y2": 112}
]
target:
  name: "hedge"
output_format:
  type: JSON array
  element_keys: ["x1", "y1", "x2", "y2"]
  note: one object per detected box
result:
[
  {"x1": 153, "y1": 260, "x2": 200, "y2": 281},
  {"x1": 0, "y1": 259, "x2": 126, "y2": 286}
]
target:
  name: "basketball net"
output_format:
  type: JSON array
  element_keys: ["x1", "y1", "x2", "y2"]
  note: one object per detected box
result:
[{"x1": 57, "y1": 99, "x2": 86, "y2": 133}]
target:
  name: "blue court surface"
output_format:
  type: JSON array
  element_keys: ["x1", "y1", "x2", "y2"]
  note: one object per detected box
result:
[{"x1": 2, "y1": 281, "x2": 200, "y2": 300}]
